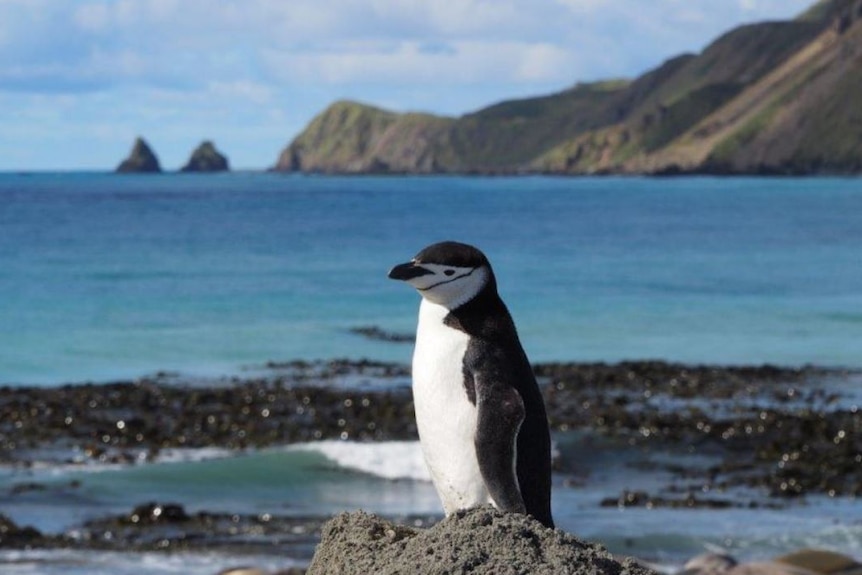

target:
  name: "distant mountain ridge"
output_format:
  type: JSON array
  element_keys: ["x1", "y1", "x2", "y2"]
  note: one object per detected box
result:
[{"x1": 274, "y1": 0, "x2": 862, "y2": 175}]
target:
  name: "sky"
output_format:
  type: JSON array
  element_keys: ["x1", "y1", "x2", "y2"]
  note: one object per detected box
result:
[{"x1": 1, "y1": 0, "x2": 817, "y2": 171}]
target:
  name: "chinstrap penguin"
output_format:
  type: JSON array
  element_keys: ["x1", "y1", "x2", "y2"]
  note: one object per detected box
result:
[{"x1": 388, "y1": 241, "x2": 554, "y2": 528}]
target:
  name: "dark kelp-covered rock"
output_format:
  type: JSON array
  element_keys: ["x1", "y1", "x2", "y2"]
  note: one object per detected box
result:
[
  {"x1": 75, "y1": 503, "x2": 331, "y2": 556},
  {"x1": 307, "y1": 507, "x2": 657, "y2": 575},
  {"x1": 1, "y1": 361, "x2": 858, "y2": 501},
  {"x1": 116, "y1": 136, "x2": 162, "y2": 173},
  {"x1": 0, "y1": 513, "x2": 42, "y2": 547},
  {"x1": 348, "y1": 325, "x2": 415, "y2": 343}
]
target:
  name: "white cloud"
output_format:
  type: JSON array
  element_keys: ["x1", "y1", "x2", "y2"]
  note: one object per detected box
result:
[
  {"x1": 0, "y1": 0, "x2": 819, "y2": 169},
  {"x1": 364, "y1": 0, "x2": 528, "y2": 37},
  {"x1": 553, "y1": 0, "x2": 610, "y2": 13},
  {"x1": 514, "y1": 43, "x2": 577, "y2": 82},
  {"x1": 1, "y1": 0, "x2": 818, "y2": 94},
  {"x1": 263, "y1": 39, "x2": 581, "y2": 86},
  {"x1": 72, "y1": 3, "x2": 110, "y2": 31},
  {"x1": 208, "y1": 80, "x2": 273, "y2": 106}
]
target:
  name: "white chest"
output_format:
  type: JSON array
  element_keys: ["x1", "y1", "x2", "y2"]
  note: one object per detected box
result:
[{"x1": 411, "y1": 300, "x2": 491, "y2": 513}]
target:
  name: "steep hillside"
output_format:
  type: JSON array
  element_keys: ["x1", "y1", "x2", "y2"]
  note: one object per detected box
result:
[
  {"x1": 445, "y1": 80, "x2": 631, "y2": 171},
  {"x1": 274, "y1": 0, "x2": 862, "y2": 175},
  {"x1": 275, "y1": 82, "x2": 631, "y2": 173},
  {"x1": 533, "y1": 14, "x2": 843, "y2": 173},
  {"x1": 628, "y1": 2, "x2": 862, "y2": 174},
  {"x1": 272, "y1": 101, "x2": 448, "y2": 173},
  {"x1": 704, "y1": 6, "x2": 862, "y2": 173}
]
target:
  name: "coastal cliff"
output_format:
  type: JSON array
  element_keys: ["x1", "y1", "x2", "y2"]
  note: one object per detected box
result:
[
  {"x1": 273, "y1": 101, "x2": 455, "y2": 173},
  {"x1": 274, "y1": 0, "x2": 862, "y2": 175}
]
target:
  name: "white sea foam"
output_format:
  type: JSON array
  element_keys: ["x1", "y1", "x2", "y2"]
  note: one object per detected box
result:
[
  {"x1": 0, "y1": 447, "x2": 241, "y2": 481},
  {"x1": 289, "y1": 440, "x2": 431, "y2": 481},
  {"x1": 0, "y1": 549, "x2": 301, "y2": 575},
  {"x1": 153, "y1": 446, "x2": 236, "y2": 465}
]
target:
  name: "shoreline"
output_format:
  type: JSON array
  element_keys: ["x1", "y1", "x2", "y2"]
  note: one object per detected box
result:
[
  {"x1": 1, "y1": 359, "x2": 860, "y2": 570},
  {"x1": 2, "y1": 359, "x2": 859, "y2": 491}
]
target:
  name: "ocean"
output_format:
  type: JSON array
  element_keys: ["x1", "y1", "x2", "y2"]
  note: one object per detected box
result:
[
  {"x1": 1, "y1": 173, "x2": 860, "y2": 574},
  {"x1": 2, "y1": 173, "x2": 861, "y2": 384}
]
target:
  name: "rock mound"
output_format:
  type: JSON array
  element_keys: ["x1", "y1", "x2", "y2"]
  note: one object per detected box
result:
[
  {"x1": 116, "y1": 137, "x2": 162, "y2": 173},
  {"x1": 181, "y1": 140, "x2": 229, "y2": 172},
  {"x1": 0, "y1": 513, "x2": 42, "y2": 547},
  {"x1": 307, "y1": 507, "x2": 656, "y2": 575}
]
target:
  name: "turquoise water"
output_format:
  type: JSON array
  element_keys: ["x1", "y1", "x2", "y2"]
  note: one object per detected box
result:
[
  {"x1": 2, "y1": 173, "x2": 862, "y2": 573},
  {"x1": 2, "y1": 440, "x2": 860, "y2": 572},
  {"x1": 1, "y1": 173, "x2": 861, "y2": 385}
]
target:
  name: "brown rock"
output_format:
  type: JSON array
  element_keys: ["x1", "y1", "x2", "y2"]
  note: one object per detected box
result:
[{"x1": 306, "y1": 507, "x2": 656, "y2": 575}]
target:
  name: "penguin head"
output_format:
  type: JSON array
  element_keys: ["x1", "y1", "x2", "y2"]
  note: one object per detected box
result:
[{"x1": 388, "y1": 241, "x2": 494, "y2": 309}]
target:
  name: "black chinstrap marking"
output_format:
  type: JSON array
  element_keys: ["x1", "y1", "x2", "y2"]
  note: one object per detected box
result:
[{"x1": 417, "y1": 266, "x2": 477, "y2": 291}]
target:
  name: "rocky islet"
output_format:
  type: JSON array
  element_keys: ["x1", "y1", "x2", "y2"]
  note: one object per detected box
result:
[
  {"x1": 182, "y1": 140, "x2": 230, "y2": 172},
  {"x1": 115, "y1": 138, "x2": 231, "y2": 173},
  {"x1": 116, "y1": 136, "x2": 162, "y2": 173}
]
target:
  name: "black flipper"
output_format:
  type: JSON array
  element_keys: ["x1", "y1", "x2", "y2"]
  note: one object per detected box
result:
[{"x1": 473, "y1": 370, "x2": 527, "y2": 515}]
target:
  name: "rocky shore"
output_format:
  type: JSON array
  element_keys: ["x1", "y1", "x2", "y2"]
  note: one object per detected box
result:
[
  {"x1": 2, "y1": 359, "x2": 858, "y2": 499},
  {"x1": 1, "y1": 358, "x2": 859, "y2": 572}
]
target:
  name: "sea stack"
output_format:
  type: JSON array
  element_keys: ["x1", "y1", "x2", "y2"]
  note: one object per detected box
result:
[
  {"x1": 181, "y1": 140, "x2": 229, "y2": 172},
  {"x1": 116, "y1": 137, "x2": 162, "y2": 173}
]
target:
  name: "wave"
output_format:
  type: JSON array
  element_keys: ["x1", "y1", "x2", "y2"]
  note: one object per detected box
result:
[
  {"x1": 0, "y1": 446, "x2": 242, "y2": 481},
  {"x1": 0, "y1": 549, "x2": 301, "y2": 575},
  {"x1": 153, "y1": 447, "x2": 236, "y2": 465},
  {"x1": 2, "y1": 442, "x2": 429, "y2": 485},
  {"x1": 288, "y1": 440, "x2": 431, "y2": 481},
  {"x1": 6, "y1": 440, "x2": 549, "y2": 483}
]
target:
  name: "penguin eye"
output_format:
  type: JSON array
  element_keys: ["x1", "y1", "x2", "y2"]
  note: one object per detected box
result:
[{"x1": 444, "y1": 269, "x2": 456, "y2": 276}]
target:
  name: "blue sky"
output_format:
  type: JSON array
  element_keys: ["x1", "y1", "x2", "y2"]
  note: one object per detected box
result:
[{"x1": 1, "y1": 0, "x2": 816, "y2": 171}]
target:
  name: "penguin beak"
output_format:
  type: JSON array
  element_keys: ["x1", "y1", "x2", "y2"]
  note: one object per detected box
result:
[{"x1": 388, "y1": 261, "x2": 434, "y2": 281}]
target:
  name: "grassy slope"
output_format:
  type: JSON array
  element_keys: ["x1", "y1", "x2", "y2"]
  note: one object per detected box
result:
[
  {"x1": 630, "y1": 1, "x2": 862, "y2": 175},
  {"x1": 639, "y1": 25, "x2": 844, "y2": 172},
  {"x1": 446, "y1": 81, "x2": 631, "y2": 170},
  {"x1": 276, "y1": 0, "x2": 861, "y2": 174},
  {"x1": 536, "y1": 18, "x2": 829, "y2": 173},
  {"x1": 707, "y1": 15, "x2": 862, "y2": 173}
]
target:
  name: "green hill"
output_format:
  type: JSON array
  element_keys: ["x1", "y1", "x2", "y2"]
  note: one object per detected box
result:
[{"x1": 273, "y1": 0, "x2": 862, "y2": 175}]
